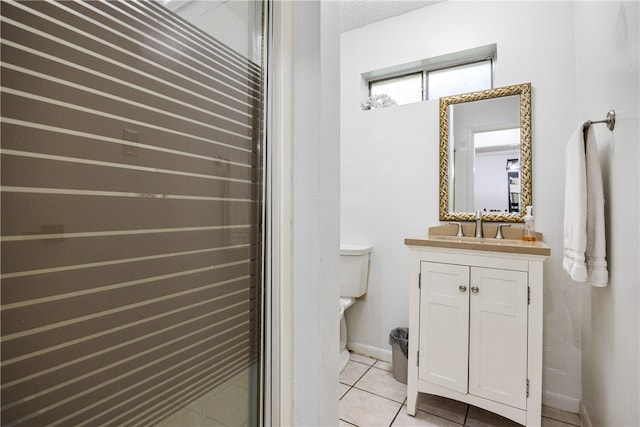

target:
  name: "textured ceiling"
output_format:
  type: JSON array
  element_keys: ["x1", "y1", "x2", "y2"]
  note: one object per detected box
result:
[{"x1": 339, "y1": 1, "x2": 440, "y2": 33}]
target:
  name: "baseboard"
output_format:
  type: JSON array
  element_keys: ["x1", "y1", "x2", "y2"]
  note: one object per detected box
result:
[
  {"x1": 347, "y1": 342, "x2": 392, "y2": 363},
  {"x1": 542, "y1": 390, "x2": 580, "y2": 413},
  {"x1": 579, "y1": 400, "x2": 593, "y2": 427}
]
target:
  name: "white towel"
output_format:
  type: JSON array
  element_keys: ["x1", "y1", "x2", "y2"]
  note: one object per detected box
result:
[
  {"x1": 563, "y1": 126, "x2": 588, "y2": 282},
  {"x1": 563, "y1": 125, "x2": 608, "y2": 286},
  {"x1": 584, "y1": 126, "x2": 608, "y2": 286}
]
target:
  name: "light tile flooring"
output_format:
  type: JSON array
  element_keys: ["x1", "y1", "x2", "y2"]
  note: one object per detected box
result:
[
  {"x1": 339, "y1": 353, "x2": 582, "y2": 427},
  {"x1": 158, "y1": 369, "x2": 251, "y2": 427}
]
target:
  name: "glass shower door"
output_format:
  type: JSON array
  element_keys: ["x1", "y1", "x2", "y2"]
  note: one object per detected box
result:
[{"x1": 1, "y1": 1, "x2": 264, "y2": 425}]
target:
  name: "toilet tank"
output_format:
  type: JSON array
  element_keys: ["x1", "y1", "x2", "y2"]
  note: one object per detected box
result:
[{"x1": 340, "y1": 244, "x2": 371, "y2": 298}]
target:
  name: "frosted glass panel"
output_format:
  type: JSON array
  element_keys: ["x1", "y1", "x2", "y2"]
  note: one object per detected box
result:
[
  {"x1": 370, "y1": 73, "x2": 423, "y2": 106},
  {"x1": 428, "y1": 61, "x2": 492, "y2": 99},
  {"x1": 1, "y1": 1, "x2": 263, "y2": 425}
]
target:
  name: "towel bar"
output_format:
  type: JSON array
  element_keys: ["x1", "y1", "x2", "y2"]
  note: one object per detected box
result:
[{"x1": 583, "y1": 109, "x2": 616, "y2": 131}]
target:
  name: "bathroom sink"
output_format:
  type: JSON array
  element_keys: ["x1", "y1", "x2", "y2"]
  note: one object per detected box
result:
[{"x1": 404, "y1": 225, "x2": 551, "y2": 256}]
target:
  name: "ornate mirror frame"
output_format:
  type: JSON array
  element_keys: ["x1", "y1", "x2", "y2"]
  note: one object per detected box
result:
[{"x1": 439, "y1": 83, "x2": 532, "y2": 223}]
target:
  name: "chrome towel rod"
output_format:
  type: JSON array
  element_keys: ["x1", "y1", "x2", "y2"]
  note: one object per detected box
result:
[{"x1": 584, "y1": 109, "x2": 616, "y2": 131}]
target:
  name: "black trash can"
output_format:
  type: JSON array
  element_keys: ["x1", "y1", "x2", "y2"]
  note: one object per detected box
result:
[{"x1": 389, "y1": 327, "x2": 408, "y2": 384}]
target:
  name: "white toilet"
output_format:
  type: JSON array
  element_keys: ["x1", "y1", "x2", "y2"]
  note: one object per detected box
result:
[{"x1": 339, "y1": 244, "x2": 371, "y2": 373}]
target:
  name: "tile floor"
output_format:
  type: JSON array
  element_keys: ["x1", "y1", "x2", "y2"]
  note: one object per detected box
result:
[
  {"x1": 339, "y1": 353, "x2": 582, "y2": 427},
  {"x1": 158, "y1": 368, "x2": 251, "y2": 427}
]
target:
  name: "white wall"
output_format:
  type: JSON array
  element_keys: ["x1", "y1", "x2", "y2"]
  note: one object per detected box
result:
[
  {"x1": 341, "y1": 1, "x2": 587, "y2": 410},
  {"x1": 573, "y1": 2, "x2": 640, "y2": 426}
]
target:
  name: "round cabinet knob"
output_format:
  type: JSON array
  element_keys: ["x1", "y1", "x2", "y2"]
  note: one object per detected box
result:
[
  {"x1": 471, "y1": 286, "x2": 479, "y2": 294},
  {"x1": 458, "y1": 285, "x2": 467, "y2": 293}
]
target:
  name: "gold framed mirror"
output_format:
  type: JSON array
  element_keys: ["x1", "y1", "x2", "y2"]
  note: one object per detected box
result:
[{"x1": 439, "y1": 83, "x2": 532, "y2": 223}]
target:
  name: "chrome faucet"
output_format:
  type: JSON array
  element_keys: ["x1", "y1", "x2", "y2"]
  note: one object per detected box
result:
[
  {"x1": 449, "y1": 222, "x2": 464, "y2": 237},
  {"x1": 495, "y1": 224, "x2": 511, "y2": 239},
  {"x1": 475, "y1": 210, "x2": 483, "y2": 238}
]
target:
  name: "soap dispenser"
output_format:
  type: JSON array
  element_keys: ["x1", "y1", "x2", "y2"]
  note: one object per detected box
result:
[{"x1": 522, "y1": 205, "x2": 536, "y2": 242}]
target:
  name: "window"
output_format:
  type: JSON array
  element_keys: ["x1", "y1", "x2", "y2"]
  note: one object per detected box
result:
[
  {"x1": 428, "y1": 61, "x2": 492, "y2": 99},
  {"x1": 370, "y1": 72, "x2": 423, "y2": 106},
  {"x1": 367, "y1": 58, "x2": 493, "y2": 107}
]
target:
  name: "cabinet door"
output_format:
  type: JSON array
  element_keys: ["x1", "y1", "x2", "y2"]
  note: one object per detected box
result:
[
  {"x1": 468, "y1": 267, "x2": 528, "y2": 409},
  {"x1": 419, "y1": 262, "x2": 469, "y2": 393}
]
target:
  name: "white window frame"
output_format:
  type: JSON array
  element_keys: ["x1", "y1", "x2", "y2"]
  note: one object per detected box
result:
[{"x1": 364, "y1": 44, "x2": 497, "y2": 106}]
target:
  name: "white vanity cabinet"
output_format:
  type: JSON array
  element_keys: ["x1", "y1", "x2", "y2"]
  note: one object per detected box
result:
[{"x1": 405, "y1": 236, "x2": 550, "y2": 426}]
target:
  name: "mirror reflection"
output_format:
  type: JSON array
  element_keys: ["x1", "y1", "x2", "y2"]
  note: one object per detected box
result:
[
  {"x1": 439, "y1": 83, "x2": 532, "y2": 223},
  {"x1": 449, "y1": 95, "x2": 520, "y2": 212}
]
